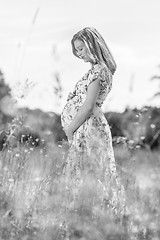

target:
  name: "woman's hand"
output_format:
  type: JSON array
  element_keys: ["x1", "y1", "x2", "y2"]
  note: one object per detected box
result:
[{"x1": 63, "y1": 125, "x2": 74, "y2": 145}]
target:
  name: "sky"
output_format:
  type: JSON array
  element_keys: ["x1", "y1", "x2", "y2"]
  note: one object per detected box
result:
[{"x1": 0, "y1": 0, "x2": 160, "y2": 114}]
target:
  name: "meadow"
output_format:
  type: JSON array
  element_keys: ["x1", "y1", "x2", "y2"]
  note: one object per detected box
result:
[{"x1": 0, "y1": 131, "x2": 160, "y2": 240}]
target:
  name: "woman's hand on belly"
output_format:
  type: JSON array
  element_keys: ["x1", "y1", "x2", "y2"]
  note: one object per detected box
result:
[{"x1": 63, "y1": 125, "x2": 74, "y2": 145}]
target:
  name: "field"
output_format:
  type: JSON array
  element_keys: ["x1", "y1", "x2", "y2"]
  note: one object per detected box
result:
[{"x1": 0, "y1": 138, "x2": 160, "y2": 240}]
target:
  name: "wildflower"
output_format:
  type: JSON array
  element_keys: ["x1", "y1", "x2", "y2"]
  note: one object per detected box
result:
[
  {"x1": 15, "y1": 153, "x2": 20, "y2": 157},
  {"x1": 8, "y1": 178, "x2": 14, "y2": 182},
  {"x1": 140, "y1": 136, "x2": 145, "y2": 140},
  {"x1": 135, "y1": 145, "x2": 141, "y2": 149},
  {"x1": 128, "y1": 140, "x2": 134, "y2": 145}
]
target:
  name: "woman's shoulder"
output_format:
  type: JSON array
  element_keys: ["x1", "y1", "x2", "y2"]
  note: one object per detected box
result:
[
  {"x1": 90, "y1": 63, "x2": 112, "y2": 87},
  {"x1": 91, "y1": 64, "x2": 111, "y2": 80},
  {"x1": 92, "y1": 63, "x2": 109, "y2": 74}
]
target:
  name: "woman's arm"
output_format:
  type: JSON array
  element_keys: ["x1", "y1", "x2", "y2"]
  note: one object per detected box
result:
[{"x1": 64, "y1": 79, "x2": 100, "y2": 141}]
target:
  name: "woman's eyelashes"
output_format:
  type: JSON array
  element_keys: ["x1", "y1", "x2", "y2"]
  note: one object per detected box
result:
[{"x1": 77, "y1": 47, "x2": 83, "y2": 52}]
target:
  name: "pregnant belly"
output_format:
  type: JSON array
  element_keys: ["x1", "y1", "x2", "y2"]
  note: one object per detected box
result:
[{"x1": 61, "y1": 97, "x2": 80, "y2": 128}]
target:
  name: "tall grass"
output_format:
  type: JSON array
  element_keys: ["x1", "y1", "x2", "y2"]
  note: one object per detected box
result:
[{"x1": 0, "y1": 136, "x2": 160, "y2": 239}]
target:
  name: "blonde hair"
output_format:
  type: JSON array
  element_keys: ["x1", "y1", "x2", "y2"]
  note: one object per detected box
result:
[{"x1": 71, "y1": 27, "x2": 117, "y2": 75}]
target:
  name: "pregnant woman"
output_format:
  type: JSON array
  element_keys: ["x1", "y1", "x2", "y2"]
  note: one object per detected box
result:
[{"x1": 61, "y1": 27, "x2": 127, "y2": 222}]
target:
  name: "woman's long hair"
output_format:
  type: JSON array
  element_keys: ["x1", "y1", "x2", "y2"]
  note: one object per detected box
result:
[{"x1": 71, "y1": 27, "x2": 117, "y2": 75}]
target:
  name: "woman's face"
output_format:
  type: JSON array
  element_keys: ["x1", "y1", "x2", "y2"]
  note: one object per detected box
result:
[{"x1": 73, "y1": 39, "x2": 92, "y2": 63}]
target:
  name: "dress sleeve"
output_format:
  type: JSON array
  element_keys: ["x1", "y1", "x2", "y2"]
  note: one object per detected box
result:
[{"x1": 87, "y1": 65, "x2": 110, "y2": 89}]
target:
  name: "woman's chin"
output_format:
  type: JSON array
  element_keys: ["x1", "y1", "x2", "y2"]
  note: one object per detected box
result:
[{"x1": 83, "y1": 58, "x2": 89, "y2": 62}]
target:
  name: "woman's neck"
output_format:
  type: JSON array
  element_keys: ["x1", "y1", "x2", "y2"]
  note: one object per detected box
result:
[{"x1": 90, "y1": 62, "x2": 99, "y2": 70}]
